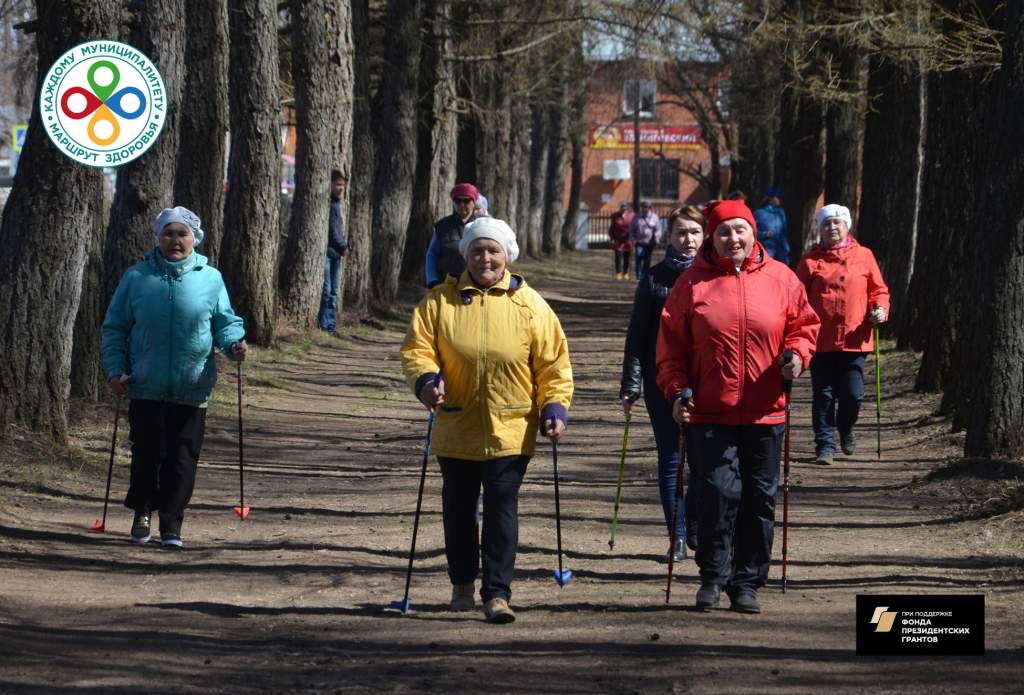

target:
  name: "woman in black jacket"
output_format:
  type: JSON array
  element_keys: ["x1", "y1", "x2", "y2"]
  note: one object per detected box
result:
[{"x1": 619, "y1": 205, "x2": 705, "y2": 560}]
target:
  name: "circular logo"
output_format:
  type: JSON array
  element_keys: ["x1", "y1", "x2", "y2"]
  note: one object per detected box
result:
[{"x1": 39, "y1": 40, "x2": 166, "y2": 168}]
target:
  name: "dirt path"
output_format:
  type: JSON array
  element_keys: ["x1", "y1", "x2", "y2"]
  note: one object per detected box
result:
[{"x1": 1, "y1": 250, "x2": 1022, "y2": 694}]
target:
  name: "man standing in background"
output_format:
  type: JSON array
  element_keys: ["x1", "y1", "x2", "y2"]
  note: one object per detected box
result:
[{"x1": 318, "y1": 170, "x2": 349, "y2": 337}]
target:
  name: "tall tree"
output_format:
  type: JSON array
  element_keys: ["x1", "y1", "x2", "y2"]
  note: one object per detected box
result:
[
  {"x1": 369, "y1": 0, "x2": 422, "y2": 306},
  {"x1": 0, "y1": 0, "x2": 119, "y2": 440},
  {"x1": 525, "y1": 100, "x2": 549, "y2": 259},
  {"x1": 962, "y1": 0, "x2": 1024, "y2": 458},
  {"x1": 103, "y1": 0, "x2": 186, "y2": 302},
  {"x1": 542, "y1": 69, "x2": 569, "y2": 256},
  {"x1": 221, "y1": 0, "x2": 282, "y2": 345},
  {"x1": 343, "y1": 0, "x2": 374, "y2": 314},
  {"x1": 776, "y1": 86, "x2": 824, "y2": 261},
  {"x1": 823, "y1": 38, "x2": 866, "y2": 213},
  {"x1": 278, "y1": 0, "x2": 350, "y2": 327},
  {"x1": 70, "y1": 194, "x2": 110, "y2": 402},
  {"x1": 173, "y1": 0, "x2": 229, "y2": 266}
]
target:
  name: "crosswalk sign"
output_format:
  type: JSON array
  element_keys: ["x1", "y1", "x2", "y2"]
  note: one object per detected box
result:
[{"x1": 12, "y1": 124, "x2": 27, "y2": 153}]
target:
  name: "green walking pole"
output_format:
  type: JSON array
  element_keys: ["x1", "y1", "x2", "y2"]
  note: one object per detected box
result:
[
  {"x1": 608, "y1": 412, "x2": 632, "y2": 550},
  {"x1": 874, "y1": 325, "x2": 882, "y2": 460}
]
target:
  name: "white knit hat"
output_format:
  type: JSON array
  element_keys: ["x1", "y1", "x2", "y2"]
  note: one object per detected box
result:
[
  {"x1": 815, "y1": 204, "x2": 852, "y2": 231},
  {"x1": 459, "y1": 217, "x2": 519, "y2": 263}
]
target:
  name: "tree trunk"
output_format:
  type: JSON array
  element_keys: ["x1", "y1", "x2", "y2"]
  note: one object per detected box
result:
[
  {"x1": 543, "y1": 92, "x2": 568, "y2": 257},
  {"x1": 560, "y1": 114, "x2": 584, "y2": 251},
  {"x1": 103, "y1": 0, "x2": 186, "y2": 303},
  {"x1": 221, "y1": 0, "x2": 281, "y2": 345},
  {"x1": 70, "y1": 192, "x2": 110, "y2": 401},
  {"x1": 343, "y1": 0, "x2": 374, "y2": 314},
  {"x1": 823, "y1": 42, "x2": 866, "y2": 214},
  {"x1": 526, "y1": 102, "x2": 549, "y2": 258},
  {"x1": 0, "y1": 0, "x2": 119, "y2": 440},
  {"x1": 776, "y1": 88, "x2": 824, "y2": 263},
  {"x1": 732, "y1": 44, "x2": 779, "y2": 199},
  {"x1": 857, "y1": 54, "x2": 926, "y2": 343},
  {"x1": 369, "y1": 0, "x2": 422, "y2": 307},
  {"x1": 173, "y1": 0, "x2": 229, "y2": 266},
  {"x1": 510, "y1": 100, "x2": 532, "y2": 247},
  {"x1": 401, "y1": 0, "x2": 456, "y2": 283},
  {"x1": 962, "y1": 0, "x2": 1024, "y2": 459},
  {"x1": 278, "y1": 0, "x2": 349, "y2": 327}
]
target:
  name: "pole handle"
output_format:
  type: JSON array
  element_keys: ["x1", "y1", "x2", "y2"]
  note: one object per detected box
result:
[{"x1": 781, "y1": 349, "x2": 794, "y2": 395}]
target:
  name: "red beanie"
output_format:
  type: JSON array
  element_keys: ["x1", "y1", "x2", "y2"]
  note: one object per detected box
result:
[
  {"x1": 450, "y1": 183, "x2": 479, "y2": 202},
  {"x1": 702, "y1": 199, "x2": 757, "y2": 234}
]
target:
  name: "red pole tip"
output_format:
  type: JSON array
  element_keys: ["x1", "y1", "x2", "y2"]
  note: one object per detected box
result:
[
  {"x1": 233, "y1": 506, "x2": 251, "y2": 520},
  {"x1": 89, "y1": 520, "x2": 105, "y2": 532}
]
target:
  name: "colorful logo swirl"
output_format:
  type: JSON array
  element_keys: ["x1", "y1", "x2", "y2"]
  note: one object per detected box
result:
[{"x1": 59, "y1": 60, "x2": 147, "y2": 147}]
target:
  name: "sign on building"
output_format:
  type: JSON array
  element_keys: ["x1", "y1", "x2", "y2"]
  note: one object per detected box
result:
[{"x1": 589, "y1": 124, "x2": 701, "y2": 150}]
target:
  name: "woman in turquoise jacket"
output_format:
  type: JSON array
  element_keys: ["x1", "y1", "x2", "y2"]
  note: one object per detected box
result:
[{"x1": 101, "y1": 206, "x2": 246, "y2": 549}]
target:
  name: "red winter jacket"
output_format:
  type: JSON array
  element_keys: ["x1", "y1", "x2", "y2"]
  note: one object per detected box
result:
[
  {"x1": 656, "y1": 240, "x2": 820, "y2": 426},
  {"x1": 795, "y1": 238, "x2": 890, "y2": 353},
  {"x1": 608, "y1": 211, "x2": 634, "y2": 252}
]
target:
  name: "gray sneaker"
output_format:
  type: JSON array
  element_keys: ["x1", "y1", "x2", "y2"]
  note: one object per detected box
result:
[
  {"x1": 840, "y1": 431, "x2": 856, "y2": 456},
  {"x1": 813, "y1": 450, "x2": 834, "y2": 466},
  {"x1": 129, "y1": 513, "x2": 151, "y2": 544}
]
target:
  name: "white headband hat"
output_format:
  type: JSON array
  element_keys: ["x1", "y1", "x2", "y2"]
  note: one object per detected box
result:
[
  {"x1": 458, "y1": 217, "x2": 520, "y2": 263},
  {"x1": 815, "y1": 204, "x2": 852, "y2": 231},
  {"x1": 153, "y1": 206, "x2": 205, "y2": 246}
]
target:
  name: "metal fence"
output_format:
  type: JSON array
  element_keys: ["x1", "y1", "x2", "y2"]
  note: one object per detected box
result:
[{"x1": 585, "y1": 204, "x2": 677, "y2": 248}]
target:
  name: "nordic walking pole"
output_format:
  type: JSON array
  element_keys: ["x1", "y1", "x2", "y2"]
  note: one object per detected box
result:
[
  {"x1": 874, "y1": 319, "x2": 882, "y2": 461},
  {"x1": 391, "y1": 371, "x2": 442, "y2": 614},
  {"x1": 90, "y1": 384, "x2": 126, "y2": 533},
  {"x1": 552, "y1": 438, "x2": 572, "y2": 587},
  {"x1": 665, "y1": 387, "x2": 692, "y2": 604},
  {"x1": 608, "y1": 411, "x2": 632, "y2": 550},
  {"x1": 781, "y1": 350, "x2": 794, "y2": 594},
  {"x1": 233, "y1": 361, "x2": 250, "y2": 520}
]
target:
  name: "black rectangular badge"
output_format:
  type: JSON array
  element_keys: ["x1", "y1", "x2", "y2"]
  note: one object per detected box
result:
[{"x1": 856, "y1": 594, "x2": 984, "y2": 656}]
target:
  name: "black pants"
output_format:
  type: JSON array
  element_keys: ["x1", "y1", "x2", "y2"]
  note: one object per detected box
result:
[
  {"x1": 614, "y1": 249, "x2": 631, "y2": 275},
  {"x1": 689, "y1": 423, "x2": 783, "y2": 592},
  {"x1": 438, "y1": 455, "x2": 529, "y2": 602},
  {"x1": 124, "y1": 399, "x2": 207, "y2": 535}
]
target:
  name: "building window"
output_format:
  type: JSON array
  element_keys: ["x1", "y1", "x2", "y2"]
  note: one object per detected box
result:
[
  {"x1": 638, "y1": 159, "x2": 679, "y2": 200},
  {"x1": 623, "y1": 80, "x2": 656, "y2": 118}
]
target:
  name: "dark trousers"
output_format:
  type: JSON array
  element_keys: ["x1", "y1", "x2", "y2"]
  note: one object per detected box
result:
[
  {"x1": 635, "y1": 243, "x2": 654, "y2": 280},
  {"x1": 438, "y1": 455, "x2": 529, "y2": 602},
  {"x1": 124, "y1": 399, "x2": 207, "y2": 535},
  {"x1": 689, "y1": 423, "x2": 783, "y2": 592},
  {"x1": 614, "y1": 249, "x2": 631, "y2": 275},
  {"x1": 642, "y1": 372, "x2": 694, "y2": 543},
  {"x1": 810, "y1": 351, "x2": 866, "y2": 455}
]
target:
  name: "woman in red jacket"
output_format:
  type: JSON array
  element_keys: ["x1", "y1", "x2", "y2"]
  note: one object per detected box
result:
[
  {"x1": 656, "y1": 199, "x2": 820, "y2": 614},
  {"x1": 795, "y1": 204, "x2": 890, "y2": 465}
]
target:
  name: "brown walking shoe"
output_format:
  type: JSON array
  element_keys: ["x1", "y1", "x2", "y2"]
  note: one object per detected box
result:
[
  {"x1": 450, "y1": 583, "x2": 475, "y2": 611},
  {"x1": 483, "y1": 598, "x2": 516, "y2": 624}
]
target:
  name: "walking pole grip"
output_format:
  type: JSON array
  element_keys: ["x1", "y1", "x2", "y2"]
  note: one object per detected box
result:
[
  {"x1": 665, "y1": 387, "x2": 692, "y2": 604},
  {"x1": 781, "y1": 349, "x2": 795, "y2": 394}
]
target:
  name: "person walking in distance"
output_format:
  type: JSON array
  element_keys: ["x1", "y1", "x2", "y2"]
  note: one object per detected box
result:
[
  {"x1": 102, "y1": 207, "x2": 247, "y2": 549},
  {"x1": 796, "y1": 204, "x2": 890, "y2": 465},
  {"x1": 752, "y1": 186, "x2": 791, "y2": 265},
  {"x1": 424, "y1": 183, "x2": 480, "y2": 288},
  {"x1": 608, "y1": 201, "x2": 634, "y2": 280},
  {"x1": 657, "y1": 199, "x2": 819, "y2": 613},
  {"x1": 401, "y1": 217, "x2": 573, "y2": 624},
  {"x1": 630, "y1": 200, "x2": 661, "y2": 281},
  {"x1": 318, "y1": 170, "x2": 349, "y2": 337}
]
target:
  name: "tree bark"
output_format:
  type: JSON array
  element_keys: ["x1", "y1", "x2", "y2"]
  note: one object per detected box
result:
[
  {"x1": 369, "y1": 0, "x2": 422, "y2": 307},
  {"x1": 857, "y1": 54, "x2": 926, "y2": 343},
  {"x1": 543, "y1": 87, "x2": 568, "y2": 257},
  {"x1": 401, "y1": 0, "x2": 456, "y2": 283},
  {"x1": 343, "y1": 0, "x2": 374, "y2": 314},
  {"x1": 103, "y1": 0, "x2": 186, "y2": 303},
  {"x1": 278, "y1": 0, "x2": 349, "y2": 327},
  {"x1": 221, "y1": 0, "x2": 281, "y2": 345},
  {"x1": 776, "y1": 88, "x2": 824, "y2": 263},
  {"x1": 962, "y1": 0, "x2": 1024, "y2": 458},
  {"x1": 526, "y1": 102, "x2": 549, "y2": 259},
  {"x1": 823, "y1": 41, "x2": 866, "y2": 214},
  {"x1": 0, "y1": 0, "x2": 119, "y2": 440},
  {"x1": 173, "y1": 0, "x2": 229, "y2": 267},
  {"x1": 70, "y1": 192, "x2": 110, "y2": 402}
]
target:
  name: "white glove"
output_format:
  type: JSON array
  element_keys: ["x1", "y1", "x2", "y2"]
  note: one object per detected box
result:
[{"x1": 870, "y1": 307, "x2": 887, "y2": 325}]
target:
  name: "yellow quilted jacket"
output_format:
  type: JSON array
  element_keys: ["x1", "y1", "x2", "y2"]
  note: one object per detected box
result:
[{"x1": 400, "y1": 270, "x2": 574, "y2": 461}]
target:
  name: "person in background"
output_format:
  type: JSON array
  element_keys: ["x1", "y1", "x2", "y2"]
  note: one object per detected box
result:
[
  {"x1": 630, "y1": 200, "x2": 661, "y2": 281},
  {"x1": 608, "y1": 201, "x2": 634, "y2": 280},
  {"x1": 424, "y1": 183, "x2": 480, "y2": 288},
  {"x1": 620, "y1": 205, "x2": 706, "y2": 560},
  {"x1": 752, "y1": 186, "x2": 790, "y2": 265},
  {"x1": 102, "y1": 207, "x2": 247, "y2": 550},
  {"x1": 318, "y1": 169, "x2": 349, "y2": 337},
  {"x1": 474, "y1": 194, "x2": 490, "y2": 219},
  {"x1": 796, "y1": 204, "x2": 890, "y2": 465}
]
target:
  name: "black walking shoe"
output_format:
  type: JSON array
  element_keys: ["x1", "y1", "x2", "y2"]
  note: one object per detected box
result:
[
  {"x1": 695, "y1": 584, "x2": 720, "y2": 611},
  {"x1": 813, "y1": 449, "x2": 834, "y2": 466},
  {"x1": 129, "y1": 513, "x2": 151, "y2": 544},
  {"x1": 729, "y1": 589, "x2": 761, "y2": 614},
  {"x1": 685, "y1": 518, "x2": 699, "y2": 551},
  {"x1": 840, "y1": 431, "x2": 856, "y2": 456},
  {"x1": 160, "y1": 533, "x2": 184, "y2": 549},
  {"x1": 672, "y1": 541, "x2": 687, "y2": 562}
]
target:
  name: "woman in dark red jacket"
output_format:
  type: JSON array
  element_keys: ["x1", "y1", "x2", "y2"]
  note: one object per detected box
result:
[
  {"x1": 795, "y1": 204, "x2": 890, "y2": 465},
  {"x1": 656, "y1": 199, "x2": 820, "y2": 614}
]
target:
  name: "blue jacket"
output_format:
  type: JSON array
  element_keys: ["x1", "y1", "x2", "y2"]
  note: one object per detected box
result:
[
  {"x1": 327, "y1": 196, "x2": 348, "y2": 259},
  {"x1": 101, "y1": 249, "x2": 246, "y2": 404},
  {"x1": 753, "y1": 203, "x2": 791, "y2": 265}
]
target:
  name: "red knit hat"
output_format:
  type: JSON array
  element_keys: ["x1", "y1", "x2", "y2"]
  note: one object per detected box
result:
[
  {"x1": 450, "y1": 183, "x2": 479, "y2": 202},
  {"x1": 702, "y1": 199, "x2": 757, "y2": 234}
]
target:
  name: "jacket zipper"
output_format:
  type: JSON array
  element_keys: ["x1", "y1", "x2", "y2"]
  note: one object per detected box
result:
[
  {"x1": 736, "y1": 264, "x2": 746, "y2": 408},
  {"x1": 479, "y1": 289, "x2": 490, "y2": 457},
  {"x1": 166, "y1": 270, "x2": 175, "y2": 401}
]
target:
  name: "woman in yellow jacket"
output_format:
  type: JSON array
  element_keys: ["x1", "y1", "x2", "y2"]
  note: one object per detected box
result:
[{"x1": 401, "y1": 217, "x2": 573, "y2": 624}]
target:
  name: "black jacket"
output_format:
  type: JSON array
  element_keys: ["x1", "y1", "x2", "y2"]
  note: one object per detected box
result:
[
  {"x1": 620, "y1": 259, "x2": 686, "y2": 399},
  {"x1": 327, "y1": 196, "x2": 348, "y2": 259},
  {"x1": 433, "y1": 213, "x2": 467, "y2": 285}
]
